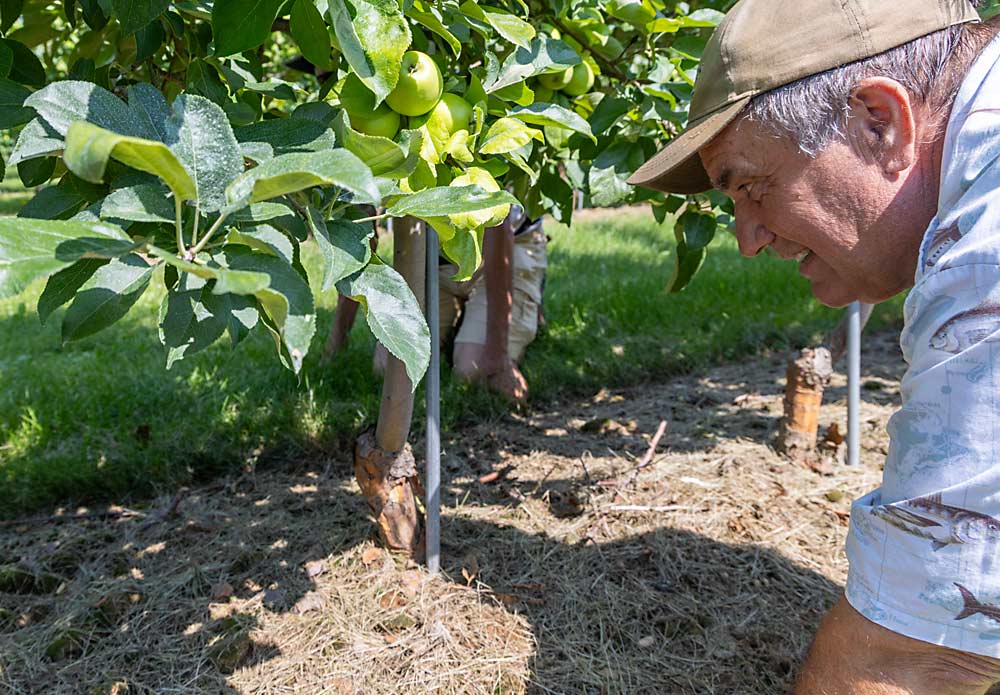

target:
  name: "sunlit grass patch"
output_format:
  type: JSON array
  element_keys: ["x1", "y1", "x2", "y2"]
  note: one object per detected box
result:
[{"x1": 0, "y1": 206, "x2": 904, "y2": 515}]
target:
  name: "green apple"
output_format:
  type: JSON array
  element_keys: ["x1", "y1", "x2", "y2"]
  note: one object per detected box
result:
[
  {"x1": 386, "y1": 50, "x2": 443, "y2": 117},
  {"x1": 561, "y1": 61, "x2": 595, "y2": 96},
  {"x1": 352, "y1": 103, "x2": 401, "y2": 138},
  {"x1": 333, "y1": 72, "x2": 402, "y2": 138},
  {"x1": 532, "y1": 84, "x2": 555, "y2": 102},
  {"x1": 537, "y1": 67, "x2": 573, "y2": 90},
  {"x1": 538, "y1": 21, "x2": 560, "y2": 39},
  {"x1": 411, "y1": 93, "x2": 473, "y2": 161},
  {"x1": 543, "y1": 125, "x2": 573, "y2": 149},
  {"x1": 414, "y1": 93, "x2": 473, "y2": 138},
  {"x1": 448, "y1": 167, "x2": 510, "y2": 229},
  {"x1": 605, "y1": 0, "x2": 656, "y2": 27}
]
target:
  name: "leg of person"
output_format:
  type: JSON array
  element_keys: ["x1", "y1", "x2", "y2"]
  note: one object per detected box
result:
[
  {"x1": 795, "y1": 596, "x2": 1000, "y2": 695},
  {"x1": 437, "y1": 263, "x2": 466, "y2": 365},
  {"x1": 506, "y1": 226, "x2": 546, "y2": 364},
  {"x1": 451, "y1": 218, "x2": 527, "y2": 399},
  {"x1": 452, "y1": 275, "x2": 529, "y2": 401},
  {"x1": 452, "y1": 282, "x2": 487, "y2": 382},
  {"x1": 323, "y1": 231, "x2": 378, "y2": 363},
  {"x1": 372, "y1": 342, "x2": 388, "y2": 376},
  {"x1": 322, "y1": 294, "x2": 361, "y2": 363},
  {"x1": 452, "y1": 341, "x2": 484, "y2": 381},
  {"x1": 376, "y1": 264, "x2": 465, "y2": 378},
  {"x1": 453, "y1": 338, "x2": 527, "y2": 401}
]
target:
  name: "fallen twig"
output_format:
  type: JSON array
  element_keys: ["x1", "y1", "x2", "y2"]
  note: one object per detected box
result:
[
  {"x1": 637, "y1": 420, "x2": 668, "y2": 470},
  {"x1": 529, "y1": 462, "x2": 560, "y2": 496},
  {"x1": 478, "y1": 465, "x2": 515, "y2": 485},
  {"x1": 597, "y1": 420, "x2": 668, "y2": 488}
]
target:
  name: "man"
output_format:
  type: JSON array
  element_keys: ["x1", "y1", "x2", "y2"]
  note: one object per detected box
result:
[
  {"x1": 628, "y1": 1, "x2": 1000, "y2": 693},
  {"x1": 324, "y1": 209, "x2": 546, "y2": 403}
]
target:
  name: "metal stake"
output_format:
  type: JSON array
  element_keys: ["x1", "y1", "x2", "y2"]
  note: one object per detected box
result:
[
  {"x1": 425, "y1": 224, "x2": 441, "y2": 574},
  {"x1": 847, "y1": 301, "x2": 861, "y2": 466}
]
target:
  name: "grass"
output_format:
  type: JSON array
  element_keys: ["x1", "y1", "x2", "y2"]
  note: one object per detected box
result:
[
  {"x1": 0, "y1": 205, "x2": 905, "y2": 516},
  {"x1": 0, "y1": 165, "x2": 32, "y2": 215}
]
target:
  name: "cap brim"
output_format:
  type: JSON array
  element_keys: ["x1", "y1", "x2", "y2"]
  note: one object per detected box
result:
[{"x1": 627, "y1": 96, "x2": 751, "y2": 195}]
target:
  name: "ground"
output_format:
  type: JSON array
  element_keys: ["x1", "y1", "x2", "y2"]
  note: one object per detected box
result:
[{"x1": 0, "y1": 330, "x2": 907, "y2": 694}]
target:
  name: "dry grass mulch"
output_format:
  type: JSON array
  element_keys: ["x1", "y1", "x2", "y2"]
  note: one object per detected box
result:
[{"x1": 0, "y1": 331, "x2": 907, "y2": 694}]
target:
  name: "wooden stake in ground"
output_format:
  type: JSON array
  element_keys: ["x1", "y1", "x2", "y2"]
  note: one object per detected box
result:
[{"x1": 354, "y1": 217, "x2": 427, "y2": 557}]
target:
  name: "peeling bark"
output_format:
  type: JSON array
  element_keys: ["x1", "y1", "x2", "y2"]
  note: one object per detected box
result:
[
  {"x1": 777, "y1": 304, "x2": 874, "y2": 462},
  {"x1": 354, "y1": 430, "x2": 425, "y2": 557},
  {"x1": 776, "y1": 347, "x2": 833, "y2": 460}
]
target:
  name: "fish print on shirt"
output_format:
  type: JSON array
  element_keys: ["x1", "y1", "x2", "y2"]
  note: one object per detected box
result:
[
  {"x1": 954, "y1": 584, "x2": 1000, "y2": 626},
  {"x1": 922, "y1": 222, "x2": 963, "y2": 270},
  {"x1": 929, "y1": 302, "x2": 1000, "y2": 354},
  {"x1": 850, "y1": 504, "x2": 886, "y2": 548},
  {"x1": 872, "y1": 493, "x2": 1000, "y2": 551}
]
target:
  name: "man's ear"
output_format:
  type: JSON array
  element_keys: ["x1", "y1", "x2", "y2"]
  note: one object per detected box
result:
[{"x1": 846, "y1": 77, "x2": 916, "y2": 175}]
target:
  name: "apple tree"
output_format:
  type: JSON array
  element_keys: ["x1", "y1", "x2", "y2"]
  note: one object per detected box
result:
[{"x1": 0, "y1": 0, "x2": 732, "y2": 551}]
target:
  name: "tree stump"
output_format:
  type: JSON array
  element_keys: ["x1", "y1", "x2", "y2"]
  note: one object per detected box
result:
[{"x1": 776, "y1": 347, "x2": 833, "y2": 460}]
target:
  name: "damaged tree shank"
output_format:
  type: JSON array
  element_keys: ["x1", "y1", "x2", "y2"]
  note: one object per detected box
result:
[
  {"x1": 777, "y1": 347, "x2": 833, "y2": 459},
  {"x1": 776, "y1": 303, "x2": 873, "y2": 462},
  {"x1": 354, "y1": 217, "x2": 427, "y2": 556},
  {"x1": 354, "y1": 431, "x2": 423, "y2": 554}
]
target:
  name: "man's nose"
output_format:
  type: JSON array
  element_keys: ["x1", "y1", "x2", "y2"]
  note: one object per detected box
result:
[{"x1": 733, "y1": 214, "x2": 775, "y2": 257}]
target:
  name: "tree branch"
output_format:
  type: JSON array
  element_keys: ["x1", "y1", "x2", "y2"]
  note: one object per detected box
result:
[{"x1": 549, "y1": 18, "x2": 649, "y2": 89}]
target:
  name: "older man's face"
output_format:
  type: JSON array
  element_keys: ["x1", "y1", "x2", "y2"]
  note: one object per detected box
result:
[{"x1": 698, "y1": 117, "x2": 926, "y2": 307}]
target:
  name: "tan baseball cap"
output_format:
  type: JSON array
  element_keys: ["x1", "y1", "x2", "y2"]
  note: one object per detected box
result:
[{"x1": 627, "y1": 0, "x2": 980, "y2": 194}]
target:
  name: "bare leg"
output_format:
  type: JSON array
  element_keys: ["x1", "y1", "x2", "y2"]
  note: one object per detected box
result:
[
  {"x1": 322, "y1": 294, "x2": 361, "y2": 363},
  {"x1": 795, "y1": 596, "x2": 1000, "y2": 695},
  {"x1": 322, "y1": 224, "x2": 379, "y2": 365}
]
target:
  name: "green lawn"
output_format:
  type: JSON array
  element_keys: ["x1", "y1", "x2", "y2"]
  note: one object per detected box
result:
[
  {"x1": 0, "y1": 165, "x2": 32, "y2": 215},
  {"x1": 0, "y1": 206, "x2": 904, "y2": 515}
]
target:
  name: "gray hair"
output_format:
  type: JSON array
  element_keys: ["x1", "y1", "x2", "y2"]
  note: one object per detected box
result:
[{"x1": 744, "y1": 6, "x2": 988, "y2": 156}]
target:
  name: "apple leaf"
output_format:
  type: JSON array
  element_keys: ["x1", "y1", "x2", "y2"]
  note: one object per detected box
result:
[{"x1": 328, "y1": 0, "x2": 411, "y2": 106}]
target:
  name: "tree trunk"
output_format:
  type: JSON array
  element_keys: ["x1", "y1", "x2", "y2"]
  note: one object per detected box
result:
[
  {"x1": 354, "y1": 217, "x2": 427, "y2": 556},
  {"x1": 776, "y1": 347, "x2": 833, "y2": 459},
  {"x1": 776, "y1": 304, "x2": 874, "y2": 460}
]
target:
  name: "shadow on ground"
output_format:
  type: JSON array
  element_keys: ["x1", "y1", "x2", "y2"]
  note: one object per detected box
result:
[
  {"x1": 0, "y1": 473, "x2": 838, "y2": 694},
  {"x1": 0, "y1": 328, "x2": 915, "y2": 694}
]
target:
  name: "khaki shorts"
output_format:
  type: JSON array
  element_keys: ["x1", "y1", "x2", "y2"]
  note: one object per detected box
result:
[{"x1": 438, "y1": 227, "x2": 546, "y2": 363}]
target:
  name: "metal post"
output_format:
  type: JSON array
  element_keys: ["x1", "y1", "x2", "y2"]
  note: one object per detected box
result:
[
  {"x1": 847, "y1": 301, "x2": 861, "y2": 466},
  {"x1": 425, "y1": 225, "x2": 441, "y2": 574}
]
